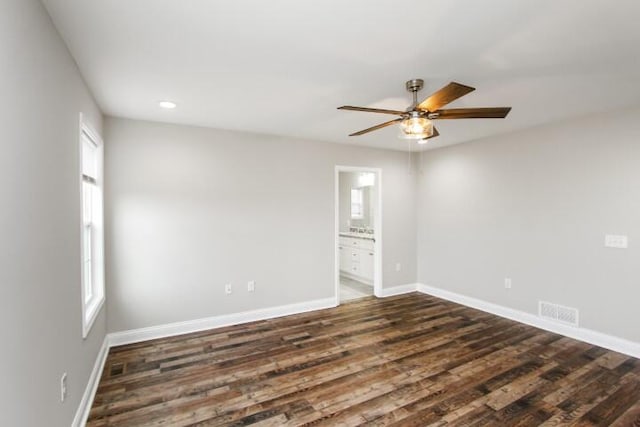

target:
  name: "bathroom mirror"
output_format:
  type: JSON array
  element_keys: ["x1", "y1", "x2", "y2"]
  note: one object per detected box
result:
[{"x1": 339, "y1": 171, "x2": 376, "y2": 232}]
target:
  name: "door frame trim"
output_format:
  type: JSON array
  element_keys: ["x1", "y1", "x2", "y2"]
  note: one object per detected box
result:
[{"x1": 334, "y1": 166, "x2": 383, "y2": 305}]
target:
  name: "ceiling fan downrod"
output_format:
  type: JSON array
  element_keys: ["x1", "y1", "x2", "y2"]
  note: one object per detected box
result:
[{"x1": 405, "y1": 79, "x2": 424, "y2": 110}]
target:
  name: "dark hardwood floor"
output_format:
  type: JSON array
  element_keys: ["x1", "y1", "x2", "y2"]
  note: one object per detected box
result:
[{"x1": 87, "y1": 293, "x2": 640, "y2": 426}]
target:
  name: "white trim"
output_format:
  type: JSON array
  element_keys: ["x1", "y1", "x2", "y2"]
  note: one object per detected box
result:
[
  {"x1": 378, "y1": 283, "x2": 419, "y2": 298},
  {"x1": 72, "y1": 335, "x2": 109, "y2": 427},
  {"x1": 334, "y1": 167, "x2": 340, "y2": 306},
  {"x1": 416, "y1": 283, "x2": 640, "y2": 359},
  {"x1": 335, "y1": 166, "x2": 383, "y2": 305},
  {"x1": 79, "y1": 113, "x2": 105, "y2": 339},
  {"x1": 373, "y1": 171, "x2": 383, "y2": 298},
  {"x1": 108, "y1": 297, "x2": 337, "y2": 347},
  {"x1": 82, "y1": 297, "x2": 105, "y2": 340},
  {"x1": 79, "y1": 114, "x2": 102, "y2": 147}
]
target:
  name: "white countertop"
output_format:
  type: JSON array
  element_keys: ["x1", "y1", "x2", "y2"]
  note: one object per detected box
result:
[{"x1": 339, "y1": 232, "x2": 375, "y2": 241}]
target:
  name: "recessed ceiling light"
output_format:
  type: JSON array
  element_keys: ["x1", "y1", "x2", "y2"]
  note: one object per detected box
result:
[{"x1": 158, "y1": 101, "x2": 177, "y2": 109}]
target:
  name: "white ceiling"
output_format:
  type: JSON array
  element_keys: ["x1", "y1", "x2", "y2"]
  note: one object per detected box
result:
[{"x1": 42, "y1": 0, "x2": 640, "y2": 151}]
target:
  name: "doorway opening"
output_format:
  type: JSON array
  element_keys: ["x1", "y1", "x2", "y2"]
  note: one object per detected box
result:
[{"x1": 335, "y1": 166, "x2": 382, "y2": 305}]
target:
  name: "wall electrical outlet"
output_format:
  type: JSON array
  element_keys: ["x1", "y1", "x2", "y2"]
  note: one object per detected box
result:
[
  {"x1": 504, "y1": 277, "x2": 512, "y2": 289},
  {"x1": 605, "y1": 234, "x2": 628, "y2": 249},
  {"x1": 395, "y1": 263, "x2": 401, "y2": 272},
  {"x1": 225, "y1": 283, "x2": 232, "y2": 295},
  {"x1": 60, "y1": 373, "x2": 67, "y2": 402},
  {"x1": 248, "y1": 281, "x2": 255, "y2": 292}
]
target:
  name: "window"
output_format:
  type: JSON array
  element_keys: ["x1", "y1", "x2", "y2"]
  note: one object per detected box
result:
[
  {"x1": 351, "y1": 188, "x2": 364, "y2": 219},
  {"x1": 80, "y1": 115, "x2": 104, "y2": 338}
]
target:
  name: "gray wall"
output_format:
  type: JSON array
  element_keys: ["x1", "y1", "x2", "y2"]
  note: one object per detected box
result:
[
  {"x1": 105, "y1": 118, "x2": 417, "y2": 332},
  {"x1": 417, "y1": 107, "x2": 640, "y2": 343},
  {"x1": 0, "y1": 0, "x2": 105, "y2": 425}
]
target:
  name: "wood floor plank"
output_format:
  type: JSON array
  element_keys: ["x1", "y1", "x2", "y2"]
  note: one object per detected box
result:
[
  {"x1": 609, "y1": 400, "x2": 640, "y2": 426},
  {"x1": 87, "y1": 293, "x2": 640, "y2": 426}
]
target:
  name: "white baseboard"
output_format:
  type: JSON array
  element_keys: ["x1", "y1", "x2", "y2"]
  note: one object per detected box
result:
[
  {"x1": 417, "y1": 283, "x2": 640, "y2": 359},
  {"x1": 377, "y1": 283, "x2": 418, "y2": 298},
  {"x1": 108, "y1": 297, "x2": 337, "y2": 347},
  {"x1": 72, "y1": 335, "x2": 109, "y2": 427}
]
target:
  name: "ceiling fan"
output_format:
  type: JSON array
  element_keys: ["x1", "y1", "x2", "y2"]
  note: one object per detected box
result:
[{"x1": 338, "y1": 79, "x2": 511, "y2": 143}]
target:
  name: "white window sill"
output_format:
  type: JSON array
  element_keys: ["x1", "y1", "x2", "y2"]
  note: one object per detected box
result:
[{"x1": 82, "y1": 295, "x2": 105, "y2": 339}]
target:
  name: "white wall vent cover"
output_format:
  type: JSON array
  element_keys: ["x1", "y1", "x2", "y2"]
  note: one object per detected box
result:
[{"x1": 538, "y1": 301, "x2": 579, "y2": 327}]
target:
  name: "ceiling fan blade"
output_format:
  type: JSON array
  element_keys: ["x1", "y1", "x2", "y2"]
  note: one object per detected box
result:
[
  {"x1": 434, "y1": 107, "x2": 512, "y2": 119},
  {"x1": 417, "y1": 82, "x2": 475, "y2": 112},
  {"x1": 419, "y1": 127, "x2": 440, "y2": 142},
  {"x1": 338, "y1": 106, "x2": 406, "y2": 115},
  {"x1": 349, "y1": 118, "x2": 403, "y2": 136}
]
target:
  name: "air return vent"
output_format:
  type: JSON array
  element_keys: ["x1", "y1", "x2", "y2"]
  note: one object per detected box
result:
[{"x1": 538, "y1": 301, "x2": 579, "y2": 326}]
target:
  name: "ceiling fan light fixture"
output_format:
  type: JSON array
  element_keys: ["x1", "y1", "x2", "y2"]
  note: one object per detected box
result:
[{"x1": 399, "y1": 114, "x2": 433, "y2": 139}]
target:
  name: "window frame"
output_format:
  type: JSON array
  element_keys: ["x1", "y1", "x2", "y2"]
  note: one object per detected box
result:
[
  {"x1": 79, "y1": 114, "x2": 105, "y2": 338},
  {"x1": 351, "y1": 187, "x2": 364, "y2": 219}
]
